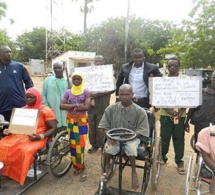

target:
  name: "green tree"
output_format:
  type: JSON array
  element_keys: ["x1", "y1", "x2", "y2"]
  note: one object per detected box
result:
[
  {"x1": 81, "y1": 16, "x2": 172, "y2": 74},
  {"x1": 0, "y1": 2, "x2": 7, "y2": 21},
  {"x1": 16, "y1": 27, "x2": 46, "y2": 62},
  {"x1": 16, "y1": 27, "x2": 84, "y2": 62},
  {"x1": 167, "y1": 0, "x2": 215, "y2": 69}
]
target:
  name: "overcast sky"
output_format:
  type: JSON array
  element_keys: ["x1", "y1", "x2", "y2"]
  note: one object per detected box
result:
[{"x1": 1, "y1": 0, "x2": 194, "y2": 39}]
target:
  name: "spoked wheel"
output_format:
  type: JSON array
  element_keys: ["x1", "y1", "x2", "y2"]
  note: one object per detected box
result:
[
  {"x1": 101, "y1": 151, "x2": 118, "y2": 180},
  {"x1": 185, "y1": 153, "x2": 197, "y2": 195},
  {"x1": 47, "y1": 130, "x2": 72, "y2": 177},
  {"x1": 151, "y1": 136, "x2": 162, "y2": 190},
  {"x1": 141, "y1": 160, "x2": 151, "y2": 195}
]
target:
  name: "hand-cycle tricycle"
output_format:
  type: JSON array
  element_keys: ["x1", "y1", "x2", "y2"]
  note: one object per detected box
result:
[
  {"x1": 95, "y1": 109, "x2": 162, "y2": 195},
  {"x1": 0, "y1": 115, "x2": 72, "y2": 195}
]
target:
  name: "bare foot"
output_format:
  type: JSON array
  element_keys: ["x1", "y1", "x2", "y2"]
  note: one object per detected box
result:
[{"x1": 131, "y1": 172, "x2": 139, "y2": 190}]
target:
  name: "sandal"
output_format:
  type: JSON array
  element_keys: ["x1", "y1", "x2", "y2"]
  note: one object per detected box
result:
[
  {"x1": 80, "y1": 170, "x2": 87, "y2": 182},
  {"x1": 73, "y1": 166, "x2": 84, "y2": 176},
  {"x1": 178, "y1": 165, "x2": 186, "y2": 175},
  {"x1": 88, "y1": 146, "x2": 98, "y2": 154}
]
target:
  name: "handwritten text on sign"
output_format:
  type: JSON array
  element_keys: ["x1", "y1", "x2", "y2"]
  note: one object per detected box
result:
[
  {"x1": 149, "y1": 76, "x2": 202, "y2": 108},
  {"x1": 75, "y1": 65, "x2": 115, "y2": 92}
]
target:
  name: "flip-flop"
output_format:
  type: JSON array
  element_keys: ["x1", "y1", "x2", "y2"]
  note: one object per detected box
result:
[
  {"x1": 178, "y1": 166, "x2": 186, "y2": 175},
  {"x1": 73, "y1": 168, "x2": 84, "y2": 176},
  {"x1": 80, "y1": 171, "x2": 87, "y2": 182}
]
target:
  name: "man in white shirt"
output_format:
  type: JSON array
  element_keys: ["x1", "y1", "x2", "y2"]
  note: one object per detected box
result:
[{"x1": 116, "y1": 48, "x2": 162, "y2": 109}]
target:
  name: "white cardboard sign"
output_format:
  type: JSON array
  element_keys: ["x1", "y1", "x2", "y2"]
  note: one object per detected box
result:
[
  {"x1": 75, "y1": 65, "x2": 115, "y2": 92},
  {"x1": 149, "y1": 76, "x2": 202, "y2": 108},
  {"x1": 9, "y1": 108, "x2": 39, "y2": 135}
]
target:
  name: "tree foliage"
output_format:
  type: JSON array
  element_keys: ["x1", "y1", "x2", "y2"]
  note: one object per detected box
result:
[
  {"x1": 16, "y1": 27, "x2": 46, "y2": 62},
  {"x1": 81, "y1": 16, "x2": 172, "y2": 73},
  {"x1": 167, "y1": 0, "x2": 215, "y2": 69},
  {"x1": 15, "y1": 27, "x2": 84, "y2": 62}
]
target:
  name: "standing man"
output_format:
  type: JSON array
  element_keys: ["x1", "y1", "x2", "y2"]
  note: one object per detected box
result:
[
  {"x1": 116, "y1": 48, "x2": 162, "y2": 109},
  {"x1": 42, "y1": 61, "x2": 68, "y2": 132},
  {"x1": 0, "y1": 44, "x2": 33, "y2": 122},
  {"x1": 185, "y1": 71, "x2": 215, "y2": 146},
  {"x1": 88, "y1": 55, "x2": 115, "y2": 154},
  {"x1": 159, "y1": 57, "x2": 187, "y2": 175}
]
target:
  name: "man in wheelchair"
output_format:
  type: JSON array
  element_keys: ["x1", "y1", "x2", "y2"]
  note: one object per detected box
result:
[
  {"x1": 98, "y1": 84, "x2": 149, "y2": 190},
  {"x1": 0, "y1": 87, "x2": 57, "y2": 185}
]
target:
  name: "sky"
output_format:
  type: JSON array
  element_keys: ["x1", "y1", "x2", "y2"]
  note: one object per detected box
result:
[{"x1": 1, "y1": 0, "x2": 194, "y2": 40}]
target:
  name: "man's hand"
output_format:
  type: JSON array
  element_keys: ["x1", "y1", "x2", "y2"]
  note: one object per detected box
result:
[{"x1": 184, "y1": 123, "x2": 190, "y2": 133}]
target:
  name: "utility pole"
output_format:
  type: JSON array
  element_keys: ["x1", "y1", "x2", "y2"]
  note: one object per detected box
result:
[
  {"x1": 46, "y1": 0, "x2": 66, "y2": 66},
  {"x1": 124, "y1": 0, "x2": 130, "y2": 62}
]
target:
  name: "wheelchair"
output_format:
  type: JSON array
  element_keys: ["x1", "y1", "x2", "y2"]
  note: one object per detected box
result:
[
  {"x1": 95, "y1": 109, "x2": 162, "y2": 195},
  {"x1": 0, "y1": 114, "x2": 72, "y2": 194},
  {"x1": 185, "y1": 153, "x2": 215, "y2": 195}
]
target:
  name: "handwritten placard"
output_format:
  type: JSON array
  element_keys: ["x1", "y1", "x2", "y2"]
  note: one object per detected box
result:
[
  {"x1": 75, "y1": 65, "x2": 115, "y2": 92},
  {"x1": 9, "y1": 108, "x2": 39, "y2": 135},
  {"x1": 149, "y1": 76, "x2": 202, "y2": 108}
]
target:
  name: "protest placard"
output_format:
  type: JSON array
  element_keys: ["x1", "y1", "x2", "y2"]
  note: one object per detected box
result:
[
  {"x1": 149, "y1": 76, "x2": 202, "y2": 108},
  {"x1": 9, "y1": 108, "x2": 39, "y2": 135},
  {"x1": 74, "y1": 65, "x2": 115, "y2": 92}
]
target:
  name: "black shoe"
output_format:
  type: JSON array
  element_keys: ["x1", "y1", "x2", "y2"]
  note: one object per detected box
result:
[{"x1": 88, "y1": 146, "x2": 98, "y2": 154}]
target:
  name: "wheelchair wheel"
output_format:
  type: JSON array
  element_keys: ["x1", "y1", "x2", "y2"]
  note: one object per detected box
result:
[
  {"x1": 141, "y1": 160, "x2": 151, "y2": 195},
  {"x1": 47, "y1": 130, "x2": 72, "y2": 177},
  {"x1": 101, "y1": 151, "x2": 118, "y2": 180},
  {"x1": 151, "y1": 136, "x2": 162, "y2": 190},
  {"x1": 185, "y1": 153, "x2": 197, "y2": 195}
]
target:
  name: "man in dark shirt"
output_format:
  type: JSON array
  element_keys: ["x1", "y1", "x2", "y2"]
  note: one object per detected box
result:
[
  {"x1": 116, "y1": 48, "x2": 162, "y2": 109},
  {"x1": 0, "y1": 44, "x2": 33, "y2": 123}
]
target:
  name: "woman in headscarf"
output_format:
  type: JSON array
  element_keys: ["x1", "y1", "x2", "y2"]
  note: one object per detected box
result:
[
  {"x1": 60, "y1": 72, "x2": 91, "y2": 182},
  {"x1": 0, "y1": 87, "x2": 57, "y2": 185}
]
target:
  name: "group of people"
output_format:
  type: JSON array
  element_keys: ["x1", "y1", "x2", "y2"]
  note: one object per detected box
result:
[{"x1": 0, "y1": 44, "x2": 215, "y2": 190}]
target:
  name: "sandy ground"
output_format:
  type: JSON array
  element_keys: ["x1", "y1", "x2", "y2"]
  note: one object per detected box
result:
[{"x1": 23, "y1": 77, "x2": 195, "y2": 195}]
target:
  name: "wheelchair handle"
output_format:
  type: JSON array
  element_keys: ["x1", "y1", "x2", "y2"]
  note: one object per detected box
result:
[
  {"x1": 106, "y1": 128, "x2": 136, "y2": 142},
  {"x1": 0, "y1": 121, "x2": 9, "y2": 126}
]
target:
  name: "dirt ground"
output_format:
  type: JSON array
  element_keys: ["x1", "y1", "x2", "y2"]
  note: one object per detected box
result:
[{"x1": 23, "y1": 77, "x2": 195, "y2": 195}]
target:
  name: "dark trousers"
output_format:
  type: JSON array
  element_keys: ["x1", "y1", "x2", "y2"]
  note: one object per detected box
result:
[
  {"x1": 133, "y1": 98, "x2": 150, "y2": 109},
  {"x1": 88, "y1": 113, "x2": 105, "y2": 148},
  {"x1": 160, "y1": 115, "x2": 185, "y2": 166}
]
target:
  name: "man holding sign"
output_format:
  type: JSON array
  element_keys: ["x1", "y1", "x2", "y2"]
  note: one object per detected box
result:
[
  {"x1": 88, "y1": 55, "x2": 115, "y2": 154},
  {"x1": 159, "y1": 57, "x2": 187, "y2": 175}
]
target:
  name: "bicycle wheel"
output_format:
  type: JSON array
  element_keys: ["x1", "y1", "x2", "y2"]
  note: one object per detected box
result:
[{"x1": 47, "y1": 130, "x2": 72, "y2": 177}]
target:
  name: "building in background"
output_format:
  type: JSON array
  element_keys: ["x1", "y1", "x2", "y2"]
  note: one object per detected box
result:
[{"x1": 52, "y1": 51, "x2": 96, "y2": 76}]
